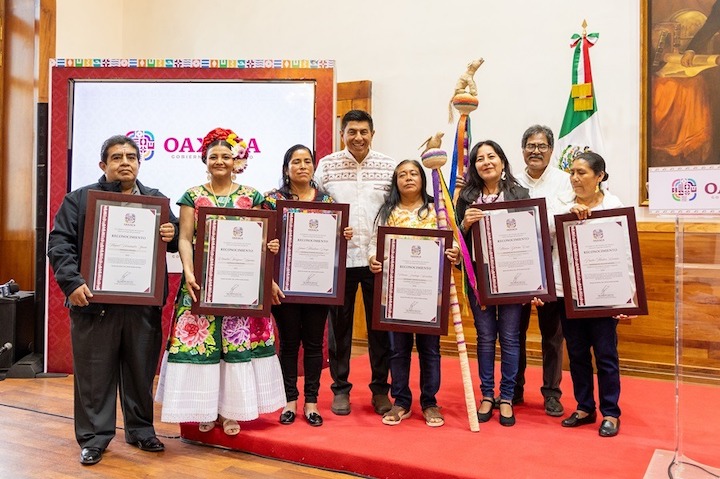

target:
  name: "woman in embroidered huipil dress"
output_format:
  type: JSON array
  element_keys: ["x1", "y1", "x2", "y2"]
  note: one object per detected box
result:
[{"x1": 156, "y1": 128, "x2": 285, "y2": 436}]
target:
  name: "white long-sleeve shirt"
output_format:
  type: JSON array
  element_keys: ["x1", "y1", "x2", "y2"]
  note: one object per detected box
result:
[
  {"x1": 315, "y1": 149, "x2": 396, "y2": 268},
  {"x1": 517, "y1": 165, "x2": 573, "y2": 200}
]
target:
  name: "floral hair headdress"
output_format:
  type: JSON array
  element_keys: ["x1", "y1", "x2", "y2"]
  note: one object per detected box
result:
[{"x1": 200, "y1": 127, "x2": 250, "y2": 174}]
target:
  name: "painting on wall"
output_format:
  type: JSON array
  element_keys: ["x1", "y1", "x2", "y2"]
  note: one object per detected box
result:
[{"x1": 642, "y1": 0, "x2": 720, "y2": 203}]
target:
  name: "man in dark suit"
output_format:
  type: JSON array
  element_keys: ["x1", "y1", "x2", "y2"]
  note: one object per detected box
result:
[{"x1": 47, "y1": 135, "x2": 179, "y2": 465}]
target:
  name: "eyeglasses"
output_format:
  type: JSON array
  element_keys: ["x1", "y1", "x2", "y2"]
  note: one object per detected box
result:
[{"x1": 524, "y1": 143, "x2": 550, "y2": 153}]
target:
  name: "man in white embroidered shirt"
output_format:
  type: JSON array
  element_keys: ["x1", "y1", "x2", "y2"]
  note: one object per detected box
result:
[
  {"x1": 513, "y1": 124, "x2": 573, "y2": 417},
  {"x1": 314, "y1": 110, "x2": 395, "y2": 416}
]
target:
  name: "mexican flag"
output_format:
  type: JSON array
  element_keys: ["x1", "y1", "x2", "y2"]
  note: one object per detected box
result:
[{"x1": 555, "y1": 30, "x2": 606, "y2": 172}]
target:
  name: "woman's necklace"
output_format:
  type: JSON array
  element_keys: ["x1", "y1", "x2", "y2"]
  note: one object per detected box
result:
[
  {"x1": 479, "y1": 184, "x2": 501, "y2": 204},
  {"x1": 480, "y1": 189, "x2": 500, "y2": 204},
  {"x1": 208, "y1": 182, "x2": 234, "y2": 207}
]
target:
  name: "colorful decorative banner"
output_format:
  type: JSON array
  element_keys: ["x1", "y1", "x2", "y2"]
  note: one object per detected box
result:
[{"x1": 51, "y1": 58, "x2": 335, "y2": 69}]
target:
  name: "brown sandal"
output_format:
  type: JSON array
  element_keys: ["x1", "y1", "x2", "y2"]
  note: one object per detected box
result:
[
  {"x1": 382, "y1": 405, "x2": 411, "y2": 425},
  {"x1": 422, "y1": 406, "x2": 445, "y2": 427}
]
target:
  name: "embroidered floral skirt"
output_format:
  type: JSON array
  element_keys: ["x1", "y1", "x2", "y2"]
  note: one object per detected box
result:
[{"x1": 156, "y1": 279, "x2": 285, "y2": 422}]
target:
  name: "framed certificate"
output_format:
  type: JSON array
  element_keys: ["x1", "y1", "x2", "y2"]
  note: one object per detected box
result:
[
  {"x1": 192, "y1": 207, "x2": 276, "y2": 317},
  {"x1": 469, "y1": 198, "x2": 556, "y2": 304},
  {"x1": 554, "y1": 207, "x2": 648, "y2": 318},
  {"x1": 80, "y1": 190, "x2": 169, "y2": 306},
  {"x1": 372, "y1": 226, "x2": 453, "y2": 335},
  {"x1": 274, "y1": 200, "x2": 349, "y2": 305}
]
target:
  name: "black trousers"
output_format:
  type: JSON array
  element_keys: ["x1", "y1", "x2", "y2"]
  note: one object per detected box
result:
[
  {"x1": 515, "y1": 301, "x2": 564, "y2": 399},
  {"x1": 70, "y1": 304, "x2": 162, "y2": 450},
  {"x1": 562, "y1": 314, "x2": 621, "y2": 418},
  {"x1": 328, "y1": 266, "x2": 390, "y2": 396},
  {"x1": 272, "y1": 302, "x2": 328, "y2": 403}
]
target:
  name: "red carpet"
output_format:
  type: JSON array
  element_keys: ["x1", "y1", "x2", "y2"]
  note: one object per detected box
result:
[{"x1": 177, "y1": 355, "x2": 720, "y2": 479}]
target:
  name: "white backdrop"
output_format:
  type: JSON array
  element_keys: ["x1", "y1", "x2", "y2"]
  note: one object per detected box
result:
[
  {"x1": 70, "y1": 81, "x2": 316, "y2": 215},
  {"x1": 56, "y1": 0, "x2": 642, "y2": 209}
]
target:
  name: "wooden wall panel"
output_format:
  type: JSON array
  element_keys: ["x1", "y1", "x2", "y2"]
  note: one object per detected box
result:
[
  {"x1": 336, "y1": 80, "x2": 371, "y2": 153},
  {"x1": 0, "y1": 0, "x2": 35, "y2": 289},
  {"x1": 38, "y1": 0, "x2": 55, "y2": 103},
  {"x1": 0, "y1": 0, "x2": 54, "y2": 290}
]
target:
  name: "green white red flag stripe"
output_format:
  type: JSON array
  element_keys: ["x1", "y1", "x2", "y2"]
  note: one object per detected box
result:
[{"x1": 556, "y1": 31, "x2": 605, "y2": 172}]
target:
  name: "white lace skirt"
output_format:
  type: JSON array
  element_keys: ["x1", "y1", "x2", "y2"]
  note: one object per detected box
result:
[{"x1": 156, "y1": 351, "x2": 286, "y2": 423}]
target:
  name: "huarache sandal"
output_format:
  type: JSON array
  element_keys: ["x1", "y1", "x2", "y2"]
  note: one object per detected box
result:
[
  {"x1": 381, "y1": 405, "x2": 411, "y2": 425},
  {"x1": 221, "y1": 417, "x2": 240, "y2": 436},
  {"x1": 198, "y1": 421, "x2": 216, "y2": 433},
  {"x1": 422, "y1": 406, "x2": 445, "y2": 427}
]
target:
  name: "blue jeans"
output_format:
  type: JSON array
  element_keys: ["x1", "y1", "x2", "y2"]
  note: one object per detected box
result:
[
  {"x1": 469, "y1": 293, "x2": 522, "y2": 400},
  {"x1": 388, "y1": 332, "x2": 441, "y2": 410}
]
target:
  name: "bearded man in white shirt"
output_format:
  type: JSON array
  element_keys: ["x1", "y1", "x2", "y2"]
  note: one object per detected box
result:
[
  {"x1": 513, "y1": 124, "x2": 573, "y2": 417},
  {"x1": 314, "y1": 110, "x2": 395, "y2": 416}
]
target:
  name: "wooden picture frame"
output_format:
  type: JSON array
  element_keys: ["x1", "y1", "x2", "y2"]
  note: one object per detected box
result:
[
  {"x1": 372, "y1": 226, "x2": 452, "y2": 335},
  {"x1": 554, "y1": 207, "x2": 648, "y2": 318},
  {"x1": 469, "y1": 198, "x2": 556, "y2": 305},
  {"x1": 192, "y1": 207, "x2": 276, "y2": 317},
  {"x1": 274, "y1": 200, "x2": 349, "y2": 305},
  {"x1": 80, "y1": 190, "x2": 169, "y2": 306}
]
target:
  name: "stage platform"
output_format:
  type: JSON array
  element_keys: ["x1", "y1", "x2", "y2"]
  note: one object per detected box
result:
[{"x1": 175, "y1": 355, "x2": 720, "y2": 479}]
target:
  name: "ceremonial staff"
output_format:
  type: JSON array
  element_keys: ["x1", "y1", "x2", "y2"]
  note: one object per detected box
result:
[
  {"x1": 448, "y1": 59, "x2": 482, "y2": 200},
  {"x1": 421, "y1": 146, "x2": 479, "y2": 433}
]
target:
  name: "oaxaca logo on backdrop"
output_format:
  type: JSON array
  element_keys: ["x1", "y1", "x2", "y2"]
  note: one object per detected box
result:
[
  {"x1": 671, "y1": 178, "x2": 697, "y2": 202},
  {"x1": 127, "y1": 130, "x2": 261, "y2": 161},
  {"x1": 127, "y1": 130, "x2": 156, "y2": 161}
]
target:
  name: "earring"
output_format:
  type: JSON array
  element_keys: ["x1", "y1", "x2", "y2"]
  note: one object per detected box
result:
[
  {"x1": 595, "y1": 184, "x2": 600, "y2": 193},
  {"x1": 231, "y1": 172, "x2": 237, "y2": 181},
  {"x1": 283, "y1": 175, "x2": 289, "y2": 185},
  {"x1": 207, "y1": 171, "x2": 212, "y2": 181},
  {"x1": 501, "y1": 170, "x2": 507, "y2": 181}
]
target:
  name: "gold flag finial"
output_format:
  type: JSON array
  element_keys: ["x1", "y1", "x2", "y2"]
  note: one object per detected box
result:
[{"x1": 582, "y1": 19, "x2": 588, "y2": 36}]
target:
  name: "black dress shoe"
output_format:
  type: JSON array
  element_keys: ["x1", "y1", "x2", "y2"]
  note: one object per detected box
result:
[
  {"x1": 133, "y1": 436, "x2": 165, "y2": 452},
  {"x1": 305, "y1": 412, "x2": 323, "y2": 427},
  {"x1": 80, "y1": 447, "x2": 103, "y2": 465},
  {"x1": 493, "y1": 395, "x2": 524, "y2": 409},
  {"x1": 477, "y1": 398, "x2": 494, "y2": 423},
  {"x1": 561, "y1": 411, "x2": 597, "y2": 428},
  {"x1": 279, "y1": 410, "x2": 296, "y2": 425},
  {"x1": 599, "y1": 418, "x2": 620, "y2": 437},
  {"x1": 498, "y1": 401, "x2": 516, "y2": 427}
]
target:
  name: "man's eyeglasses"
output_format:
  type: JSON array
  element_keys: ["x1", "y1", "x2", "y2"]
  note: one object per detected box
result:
[{"x1": 524, "y1": 143, "x2": 550, "y2": 153}]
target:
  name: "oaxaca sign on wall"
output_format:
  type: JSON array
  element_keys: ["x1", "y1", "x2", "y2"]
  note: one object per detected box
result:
[{"x1": 649, "y1": 165, "x2": 720, "y2": 214}]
